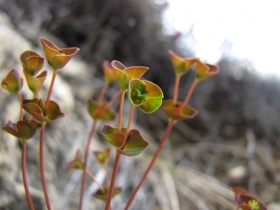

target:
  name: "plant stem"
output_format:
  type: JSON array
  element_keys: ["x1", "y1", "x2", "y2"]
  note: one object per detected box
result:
[
  {"x1": 39, "y1": 124, "x2": 52, "y2": 210},
  {"x1": 124, "y1": 120, "x2": 175, "y2": 210},
  {"x1": 86, "y1": 169, "x2": 105, "y2": 192},
  {"x1": 22, "y1": 144, "x2": 35, "y2": 210},
  {"x1": 118, "y1": 91, "x2": 125, "y2": 131},
  {"x1": 79, "y1": 120, "x2": 97, "y2": 210},
  {"x1": 97, "y1": 83, "x2": 108, "y2": 104},
  {"x1": 17, "y1": 93, "x2": 23, "y2": 120},
  {"x1": 104, "y1": 150, "x2": 121, "y2": 210},
  {"x1": 104, "y1": 165, "x2": 110, "y2": 189},
  {"x1": 173, "y1": 75, "x2": 180, "y2": 105},
  {"x1": 182, "y1": 80, "x2": 198, "y2": 106},
  {"x1": 105, "y1": 91, "x2": 121, "y2": 109},
  {"x1": 19, "y1": 93, "x2": 35, "y2": 209},
  {"x1": 45, "y1": 70, "x2": 57, "y2": 111},
  {"x1": 126, "y1": 105, "x2": 135, "y2": 134}
]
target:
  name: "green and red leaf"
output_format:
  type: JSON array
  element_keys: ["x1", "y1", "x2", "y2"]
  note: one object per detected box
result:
[
  {"x1": 101, "y1": 125, "x2": 126, "y2": 149},
  {"x1": 88, "y1": 99, "x2": 115, "y2": 121},
  {"x1": 119, "y1": 129, "x2": 149, "y2": 157},
  {"x1": 161, "y1": 99, "x2": 198, "y2": 121},
  {"x1": 93, "y1": 187, "x2": 122, "y2": 201},
  {"x1": 1, "y1": 69, "x2": 23, "y2": 94}
]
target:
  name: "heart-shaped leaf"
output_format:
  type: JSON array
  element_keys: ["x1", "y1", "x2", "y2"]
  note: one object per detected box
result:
[
  {"x1": 161, "y1": 99, "x2": 198, "y2": 120},
  {"x1": 119, "y1": 129, "x2": 149, "y2": 157},
  {"x1": 169, "y1": 51, "x2": 196, "y2": 76},
  {"x1": 88, "y1": 99, "x2": 115, "y2": 121},
  {"x1": 1, "y1": 69, "x2": 23, "y2": 94},
  {"x1": 93, "y1": 148, "x2": 111, "y2": 165},
  {"x1": 93, "y1": 187, "x2": 122, "y2": 201},
  {"x1": 101, "y1": 125, "x2": 126, "y2": 149}
]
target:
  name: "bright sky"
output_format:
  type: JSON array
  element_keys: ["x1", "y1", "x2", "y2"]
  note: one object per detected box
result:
[{"x1": 162, "y1": 0, "x2": 280, "y2": 76}]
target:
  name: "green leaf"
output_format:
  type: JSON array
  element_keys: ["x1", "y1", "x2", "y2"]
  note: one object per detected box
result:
[
  {"x1": 17, "y1": 121, "x2": 36, "y2": 140},
  {"x1": 93, "y1": 187, "x2": 122, "y2": 201},
  {"x1": 195, "y1": 59, "x2": 219, "y2": 81},
  {"x1": 20, "y1": 50, "x2": 44, "y2": 76},
  {"x1": 93, "y1": 148, "x2": 111, "y2": 165},
  {"x1": 46, "y1": 101, "x2": 65, "y2": 121},
  {"x1": 128, "y1": 79, "x2": 148, "y2": 106},
  {"x1": 161, "y1": 100, "x2": 198, "y2": 121},
  {"x1": 101, "y1": 125, "x2": 126, "y2": 149},
  {"x1": 1, "y1": 69, "x2": 23, "y2": 94},
  {"x1": 119, "y1": 129, "x2": 149, "y2": 156},
  {"x1": 139, "y1": 97, "x2": 162, "y2": 114},
  {"x1": 88, "y1": 100, "x2": 115, "y2": 121},
  {"x1": 40, "y1": 37, "x2": 80, "y2": 70},
  {"x1": 169, "y1": 51, "x2": 196, "y2": 76},
  {"x1": 2, "y1": 121, "x2": 20, "y2": 138}
]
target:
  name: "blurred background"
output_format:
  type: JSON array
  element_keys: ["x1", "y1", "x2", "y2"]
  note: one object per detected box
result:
[{"x1": 0, "y1": 0, "x2": 280, "y2": 209}]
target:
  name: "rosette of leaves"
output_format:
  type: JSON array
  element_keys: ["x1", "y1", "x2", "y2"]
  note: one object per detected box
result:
[
  {"x1": 195, "y1": 59, "x2": 219, "y2": 81},
  {"x1": 1, "y1": 69, "x2": 23, "y2": 94},
  {"x1": 65, "y1": 149, "x2": 84, "y2": 170},
  {"x1": 128, "y1": 79, "x2": 163, "y2": 114},
  {"x1": 93, "y1": 148, "x2": 111, "y2": 165},
  {"x1": 232, "y1": 187, "x2": 267, "y2": 210},
  {"x1": 88, "y1": 100, "x2": 115, "y2": 121},
  {"x1": 161, "y1": 99, "x2": 198, "y2": 121},
  {"x1": 40, "y1": 37, "x2": 80, "y2": 70},
  {"x1": 93, "y1": 187, "x2": 122, "y2": 201},
  {"x1": 22, "y1": 98, "x2": 64, "y2": 123},
  {"x1": 101, "y1": 125, "x2": 149, "y2": 157},
  {"x1": 169, "y1": 51, "x2": 196, "y2": 76},
  {"x1": 111, "y1": 60, "x2": 149, "y2": 92},
  {"x1": 2, "y1": 120, "x2": 41, "y2": 144}
]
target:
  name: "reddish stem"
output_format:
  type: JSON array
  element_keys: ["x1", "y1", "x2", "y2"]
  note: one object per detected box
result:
[
  {"x1": 182, "y1": 80, "x2": 198, "y2": 106},
  {"x1": 22, "y1": 144, "x2": 35, "y2": 210},
  {"x1": 104, "y1": 151, "x2": 121, "y2": 210},
  {"x1": 126, "y1": 105, "x2": 135, "y2": 134},
  {"x1": 97, "y1": 83, "x2": 108, "y2": 104},
  {"x1": 39, "y1": 125, "x2": 52, "y2": 210},
  {"x1": 79, "y1": 120, "x2": 97, "y2": 210},
  {"x1": 45, "y1": 70, "x2": 57, "y2": 111},
  {"x1": 173, "y1": 75, "x2": 181, "y2": 105},
  {"x1": 86, "y1": 169, "x2": 105, "y2": 192},
  {"x1": 124, "y1": 121, "x2": 175, "y2": 210},
  {"x1": 105, "y1": 91, "x2": 121, "y2": 109},
  {"x1": 104, "y1": 165, "x2": 110, "y2": 189},
  {"x1": 117, "y1": 91, "x2": 125, "y2": 131},
  {"x1": 17, "y1": 93, "x2": 23, "y2": 120}
]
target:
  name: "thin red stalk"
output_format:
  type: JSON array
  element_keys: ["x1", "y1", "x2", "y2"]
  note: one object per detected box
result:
[
  {"x1": 22, "y1": 144, "x2": 35, "y2": 210},
  {"x1": 45, "y1": 70, "x2": 57, "y2": 111},
  {"x1": 38, "y1": 70, "x2": 58, "y2": 210},
  {"x1": 97, "y1": 83, "x2": 108, "y2": 104},
  {"x1": 173, "y1": 75, "x2": 180, "y2": 105},
  {"x1": 126, "y1": 105, "x2": 135, "y2": 134},
  {"x1": 79, "y1": 120, "x2": 97, "y2": 210},
  {"x1": 17, "y1": 93, "x2": 23, "y2": 120},
  {"x1": 39, "y1": 125, "x2": 52, "y2": 210},
  {"x1": 124, "y1": 121, "x2": 175, "y2": 210},
  {"x1": 104, "y1": 165, "x2": 110, "y2": 189},
  {"x1": 86, "y1": 169, "x2": 105, "y2": 192},
  {"x1": 19, "y1": 93, "x2": 35, "y2": 209},
  {"x1": 104, "y1": 151, "x2": 121, "y2": 210},
  {"x1": 117, "y1": 91, "x2": 125, "y2": 131},
  {"x1": 182, "y1": 80, "x2": 198, "y2": 106},
  {"x1": 105, "y1": 91, "x2": 121, "y2": 109}
]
